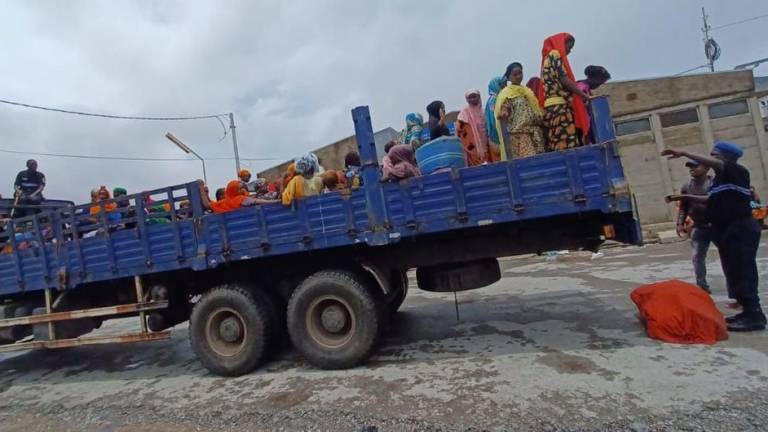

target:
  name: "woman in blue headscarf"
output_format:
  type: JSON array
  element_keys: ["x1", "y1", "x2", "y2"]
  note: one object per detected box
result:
[
  {"x1": 399, "y1": 113, "x2": 424, "y2": 150},
  {"x1": 485, "y1": 76, "x2": 506, "y2": 162}
]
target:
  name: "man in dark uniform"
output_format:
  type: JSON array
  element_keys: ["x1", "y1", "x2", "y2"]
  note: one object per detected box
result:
[
  {"x1": 13, "y1": 159, "x2": 46, "y2": 218},
  {"x1": 664, "y1": 142, "x2": 766, "y2": 332}
]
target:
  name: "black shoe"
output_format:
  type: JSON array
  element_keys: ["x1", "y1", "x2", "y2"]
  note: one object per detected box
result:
[
  {"x1": 727, "y1": 314, "x2": 767, "y2": 332},
  {"x1": 725, "y1": 312, "x2": 745, "y2": 324}
]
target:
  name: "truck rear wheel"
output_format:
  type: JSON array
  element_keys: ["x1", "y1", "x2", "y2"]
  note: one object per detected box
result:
[
  {"x1": 190, "y1": 285, "x2": 274, "y2": 376},
  {"x1": 287, "y1": 270, "x2": 380, "y2": 369}
]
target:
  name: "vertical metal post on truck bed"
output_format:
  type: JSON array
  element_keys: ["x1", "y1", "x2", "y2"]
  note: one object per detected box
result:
[{"x1": 352, "y1": 106, "x2": 389, "y2": 244}]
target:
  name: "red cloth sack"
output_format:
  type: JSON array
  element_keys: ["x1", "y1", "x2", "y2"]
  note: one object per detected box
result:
[{"x1": 630, "y1": 279, "x2": 728, "y2": 344}]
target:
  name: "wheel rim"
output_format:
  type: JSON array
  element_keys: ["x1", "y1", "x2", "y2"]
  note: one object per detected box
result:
[
  {"x1": 205, "y1": 307, "x2": 247, "y2": 357},
  {"x1": 305, "y1": 295, "x2": 356, "y2": 349}
]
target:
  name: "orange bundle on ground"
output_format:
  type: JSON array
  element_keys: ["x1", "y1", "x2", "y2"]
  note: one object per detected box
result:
[{"x1": 630, "y1": 279, "x2": 728, "y2": 344}]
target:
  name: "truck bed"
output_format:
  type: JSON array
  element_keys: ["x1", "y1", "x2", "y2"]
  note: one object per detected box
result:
[{"x1": 0, "y1": 136, "x2": 640, "y2": 297}]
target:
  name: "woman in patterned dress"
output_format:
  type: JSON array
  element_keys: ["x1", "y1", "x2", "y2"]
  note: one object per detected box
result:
[
  {"x1": 494, "y1": 63, "x2": 545, "y2": 160},
  {"x1": 538, "y1": 33, "x2": 590, "y2": 152}
]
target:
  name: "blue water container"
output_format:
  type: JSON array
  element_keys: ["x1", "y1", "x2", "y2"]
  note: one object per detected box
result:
[
  {"x1": 590, "y1": 95, "x2": 616, "y2": 144},
  {"x1": 415, "y1": 137, "x2": 467, "y2": 174}
]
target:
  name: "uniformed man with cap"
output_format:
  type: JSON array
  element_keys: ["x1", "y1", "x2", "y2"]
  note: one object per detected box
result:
[{"x1": 663, "y1": 141, "x2": 767, "y2": 331}]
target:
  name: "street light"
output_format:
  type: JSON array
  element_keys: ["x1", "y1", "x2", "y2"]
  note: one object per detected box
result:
[{"x1": 166, "y1": 132, "x2": 207, "y2": 185}]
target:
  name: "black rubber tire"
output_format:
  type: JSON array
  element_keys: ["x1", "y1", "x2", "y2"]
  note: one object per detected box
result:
[
  {"x1": 287, "y1": 270, "x2": 381, "y2": 370},
  {"x1": 386, "y1": 270, "x2": 409, "y2": 315},
  {"x1": 189, "y1": 285, "x2": 274, "y2": 376}
]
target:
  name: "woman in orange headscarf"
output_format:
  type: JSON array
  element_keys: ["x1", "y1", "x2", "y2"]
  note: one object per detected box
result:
[
  {"x1": 209, "y1": 180, "x2": 277, "y2": 214},
  {"x1": 538, "y1": 33, "x2": 590, "y2": 152}
]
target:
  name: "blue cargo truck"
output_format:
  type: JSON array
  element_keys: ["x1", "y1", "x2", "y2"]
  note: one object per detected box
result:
[{"x1": 0, "y1": 102, "x2": 641, "y2": 376}]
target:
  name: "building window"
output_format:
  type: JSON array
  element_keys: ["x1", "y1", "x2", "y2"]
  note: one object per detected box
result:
[
  {"x1": 615, "y1": 118, "x2": 651, "y2": 136},
  {"x1": 709, "y1": 100, "x2": 749, "y2": 119},
  {"x1": 660, "y1": 109, "x2": 699, "y2": 128}
]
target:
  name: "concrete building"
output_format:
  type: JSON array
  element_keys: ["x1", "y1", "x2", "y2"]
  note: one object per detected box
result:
[
  {"x1": 596, "y1": 70, "x2": 768, "y2": 229},
  {"x1": 258, "y1": 127, "x2": 399, "y2": 181}
]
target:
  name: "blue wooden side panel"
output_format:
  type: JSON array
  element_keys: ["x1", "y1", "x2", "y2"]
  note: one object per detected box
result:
[{"x1": 0, "y1": 140, "x2": 638, "y2": 296}]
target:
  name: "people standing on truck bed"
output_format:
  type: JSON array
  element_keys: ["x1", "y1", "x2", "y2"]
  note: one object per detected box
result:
[
  {"x1": 457, "y1": 89, "x2": 494, "y2": 167},
  {"x1": 485, "y1": 76, "x2": 506, "y2": 161},
  {"x1": 674, "y1": 161, "x2": 713, "y2": 294},
  {"x1": 495, "y1": 62, "x2": 545, "y2": 161},
  {"x1": 399, "y1": 113, "x2": 424, "y2": 150},
  {"x1": 426, "y1": 101, "x2": 451, "y2": 141},
  {"x1": 577, "y1": 65, "x2": 611, "y2": 144},
  {"x1": 663, "y1": 142, "x2": 767, "y2": 332},
  {"x1": 13, "y1": 159, "x2": 45, "y2": 219},
  {"x1": 539, "y1": 32, "x2": 590, "y2": 152}
]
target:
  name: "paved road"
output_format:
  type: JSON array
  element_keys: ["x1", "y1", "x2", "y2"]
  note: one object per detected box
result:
[{"x1": 1, "y1": 240, "x2": 768, "y2": 431}]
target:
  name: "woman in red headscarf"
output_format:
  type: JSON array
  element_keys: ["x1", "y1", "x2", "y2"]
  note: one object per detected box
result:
[
  {"x1": 208, "y1": 180, "x2": 277, "y2": 214},
  {"x1": 538, "y1": 33, "x2": 590, "y2": 152}
]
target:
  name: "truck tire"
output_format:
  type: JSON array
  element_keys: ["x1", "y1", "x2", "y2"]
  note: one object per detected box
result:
[
  {"x1": 189, "y1": 285, "x2": 274, "y2": 376},
  {"x1": 287, "y1": 270, "x2": 380, "y2": 370},
  {"x1": 386, "y1": 270, "x2": 409, "y2": 315}
]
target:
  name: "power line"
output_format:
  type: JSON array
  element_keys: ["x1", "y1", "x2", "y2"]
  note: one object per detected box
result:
[
  {"x1": 0, "y1": 98, "x2": 227, "y2": 120},
  {"x1": 712, "y1": 13, "x2": 768, "y2": 30},
  {"x1": 0, "y1": 147, "x2": 288, "y2": 162},
  {"x1": 675, "y1": 64, "x2": 710, "y2": 76},
  {"x1": 0, "y1": 97, "x2": 230, "y2": 141}
]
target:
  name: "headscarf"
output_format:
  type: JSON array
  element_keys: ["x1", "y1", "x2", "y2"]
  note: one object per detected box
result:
[
  {"x1": 211, "y1": 180, "x2": 248, "y2": 213},
  {"x1": 485, "y1": 77, "x2": 506, "y2": 145},
  {"x1": 539, "y1": 32, "x2": 590, "y2": 138},
  {"x1": 90, "y1": 187, "x2": 117, "y2": 215},
  {"x1": 384, "y1": 145, "x2": 421, "y2": 180},
  {"x1": 238, "y1": 169, "x2": 251, "y2": 181},
  {"x1": 113, "y1": 187, "x2": 129, "y2": 207},
  {"x1": 526, "y1": 77, "x2": 542, "y2": 96},
  {"x1": 504, "y1": 62, "x2": 523, "y2": 82},
  {"x1": 401, "y1": 113, "x2": 424, "y2": 146},
  {"x1": 294, "y1": 154, "x2": 319, "y2": 177},
  {"x1": 458, "y1": 89, "x2": 489, "y2": 161},
  {"x1": 283, "y1": 163, "x2": 296, "y2": 188},
  {"x1": 321, "y1": 170, "x2": 346, "y2": 191},
  {"x1": 426, "y1": 101, "x2": 443, "y2": 119}
]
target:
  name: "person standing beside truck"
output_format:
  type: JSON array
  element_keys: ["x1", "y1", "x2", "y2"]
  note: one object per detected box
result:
[
  {"x1": 663, "y1": 142, "x2": 767, "y2": 332},
  {"x1": 13, "y1": 159, "x2": 45, "y2": 218},
  {"x1": 675, "y1": 161, "x2": 713, "y2": 293}
]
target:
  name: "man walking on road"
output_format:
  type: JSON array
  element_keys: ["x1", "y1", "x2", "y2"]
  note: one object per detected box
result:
[
  {"x1": 664, "y1": 142, "x2": 766, "y2": 332},
  {"x1": 676, "y1": 161, "x2": 713, "y2": 293},
  {"x1": 13, "y1": 159, "x2": 45, "y2": 219}
]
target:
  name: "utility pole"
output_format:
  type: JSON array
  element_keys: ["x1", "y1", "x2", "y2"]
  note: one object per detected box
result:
[
  {"x1": 702, "y1": 7, "x2": 715, "y2": 72},
  {"x1": 229, "y1": 112, "x2": 241, "y2": 174}
]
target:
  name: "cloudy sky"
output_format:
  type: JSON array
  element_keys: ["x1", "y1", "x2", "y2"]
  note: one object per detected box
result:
[{"x1": 1, "y1": 0, "x2": 767, "y2": 202}]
